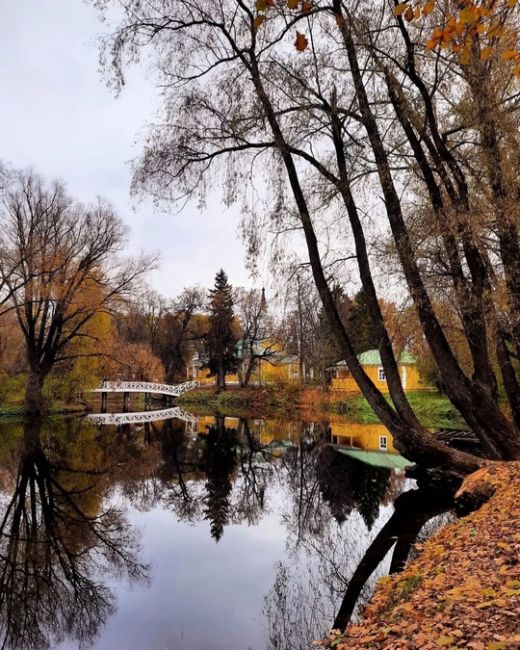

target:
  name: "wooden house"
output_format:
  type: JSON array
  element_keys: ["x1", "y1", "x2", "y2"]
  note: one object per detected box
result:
[{"x1": 328, "y1": 349, "x2": 430, "y2": 393}]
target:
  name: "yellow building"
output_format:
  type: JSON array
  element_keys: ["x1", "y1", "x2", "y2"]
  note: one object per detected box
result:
[
  {"x1": 185, "y1": 352, "x2": 240, "y2": 386},
  {"x1": 186, "y1": 345, "x2": 301, "y2": 387},
  {"x1": 249, "y1": 351, "x2": 301, "y2": 385},
  {"x1": 329, "y1": 421, "x2": 397, "y2": 453},
  {"x1": 328, "y1": 349, "x2": 430, "y2": 393}
]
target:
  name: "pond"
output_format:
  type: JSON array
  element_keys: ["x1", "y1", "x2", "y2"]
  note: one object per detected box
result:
[{"x1": 0, "y1": 410, "x2": 455, "y2": 650}]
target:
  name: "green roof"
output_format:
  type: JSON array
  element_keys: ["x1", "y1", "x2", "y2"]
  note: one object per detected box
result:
[
  {"x1": 357, "y1": 349, "x2": 416, "y2": 366},
  {"x1": 332, "y1": 446, "x2": 412, "y2": 469},
  {"x1": 329, "y1": 349, "x2": 416, "y2": 369}
]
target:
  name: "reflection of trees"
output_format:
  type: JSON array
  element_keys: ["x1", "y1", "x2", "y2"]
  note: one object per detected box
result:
[
  {"x1": 264, "y1": 481, "x2": 455, "y2": 649},
  {"x1": 233, "y1": 419, "x2": 273, "y2": 526},
  {"x1": 280, "y1": 436, "x2": 323, "y2": 546},
  {"x1": 278, "y1": 439, "x2": 396, "y2": 550},
  {"x1": 0, "y1": 419, "x2": 147, "y2": 650},
  {"x1": 264, "y1": 444, "x2": 399, "y2": 649},
  {"x1": 316, "y1": 446, "x2": 392, "y2": 530},
  {"x1": 157, "y1": 418, "x2": 205, "y2": 522},
  {"x1": 333, "y1": 486, "x2": 454, "y2": 629},
  {"x1": 202, "y1": 415, "x2": 239, "y2": 541}
]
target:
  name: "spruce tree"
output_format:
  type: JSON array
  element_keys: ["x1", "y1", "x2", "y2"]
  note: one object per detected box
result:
[{"x1": 206, "y1": 270, "x2": 239, "y2": 390}]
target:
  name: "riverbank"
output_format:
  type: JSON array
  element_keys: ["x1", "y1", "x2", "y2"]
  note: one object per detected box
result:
[
  {"x1": 318, "y1": 461, "x2": 520, "y2": 649},
  {"x1": 0, "y1": 403, "x2": 86, "y2": 420},
  {"x1": 178, "y1": 386, "x2": 465, "y2": 429}
]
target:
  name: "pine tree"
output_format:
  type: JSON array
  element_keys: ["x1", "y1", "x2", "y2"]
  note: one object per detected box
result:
[{"x1": 205, "y1": 270, "x2": 239, "y2": 390}]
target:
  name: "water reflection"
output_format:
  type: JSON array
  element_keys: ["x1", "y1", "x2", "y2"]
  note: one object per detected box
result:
[
  {"x1": 0, "y1": 414, "x2": 456, "y2": 650},
  {"x1": 0, "y1": 419, "x2": 147, "y2": 650}
]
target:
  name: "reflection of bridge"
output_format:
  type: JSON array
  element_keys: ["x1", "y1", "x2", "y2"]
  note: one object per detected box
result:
[
  {"x1": 91, "y1": 380, "x2": 199, "y2": 412},
  {"x1": 86, "y1": 406, "x2": 198, "y2": 426}
]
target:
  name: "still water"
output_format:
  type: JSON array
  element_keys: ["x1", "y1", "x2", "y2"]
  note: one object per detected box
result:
[{"x1": 0, "y1": 411, "x2": 452, "y2": 650}]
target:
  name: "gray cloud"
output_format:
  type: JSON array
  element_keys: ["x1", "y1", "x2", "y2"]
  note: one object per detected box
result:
[{"x1": 0, "y1": 0, "x2": 253, "y2": 297}]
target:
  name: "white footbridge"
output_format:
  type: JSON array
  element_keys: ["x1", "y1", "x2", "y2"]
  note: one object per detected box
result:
[
  {"x1": 92, "y1": 380, "x2": 199, "y2": 398},
  {"x1": 88, "y1": 380, "x2": 200, "y2": 425}
]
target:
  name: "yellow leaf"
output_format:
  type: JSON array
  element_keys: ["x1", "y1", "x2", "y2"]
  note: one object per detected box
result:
[
  {"x1": 480, "y1": 46, "x2": 493, "y2": 60},
  {"x1": 436, "y1": 637, "x2": 455, "y2": 647},
  {"x1": 256, "y1": 0, "x2": 267, "y2": 11},
  {"x1": 460, "y1": 47, "x2": 470, "y2": 64},
  {"x1": 287, "y1": 0, "x2": 299, "y2": 9},
  {"x1": 295, "y1": 31, "x2": 308, "y2": 51},
  {"x1": 508, "y1": 0, "x2": 517, "y2": 8},
  {"x1": 394, "y1": 3, "x2": 409, "y2": 16},
  {"x1": 460, "y1": 5, "x2": 478, "y2": 24}
]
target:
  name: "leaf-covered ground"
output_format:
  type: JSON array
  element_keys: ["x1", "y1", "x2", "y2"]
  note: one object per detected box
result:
[{"x1": 317, "y1": 462, "x2": 520, "y2": 649}]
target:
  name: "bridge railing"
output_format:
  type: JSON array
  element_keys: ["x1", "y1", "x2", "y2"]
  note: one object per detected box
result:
[
  {"x1": 86, "y1": 406, "x2": 198, "y2": 426},
  {"x1": 92, "y1": 380, "x2": 199, "y2": 397}
]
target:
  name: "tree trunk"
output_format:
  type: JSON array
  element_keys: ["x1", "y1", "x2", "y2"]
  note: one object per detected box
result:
[
  {"x1": 217, "y1": 357, "x2": 226, "y2": 391},
  {"x1": 24, "y1": 369, "x2": 47, "y2": 416},
  {"x1": 248, "y1": 52, "x2": 484, "y2": 478}
]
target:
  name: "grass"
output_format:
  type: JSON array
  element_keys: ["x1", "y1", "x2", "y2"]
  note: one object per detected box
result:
[
  {"x1": 325, "y1": 391, "x2": 466, "y2": 428},
  {"x1": 178, "y1": 384, "x2": 303, "y2": 416},
  {"x1": 0, "y1": 402, "x2": 86, "y2": 420}
]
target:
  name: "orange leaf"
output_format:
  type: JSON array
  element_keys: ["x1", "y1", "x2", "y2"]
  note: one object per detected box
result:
[
  {"x1": 503, "y1": 49, "x2": 519, "y2": 60},
  {"x1": 404, "y1": 6, "x2": 414, "y2": 21},
  {"x1": 394, "y1": 3, "x2": 409, "y2": 16},
  {"x1": 480, "y1": 46, "x2": 493, "y2": 60},
  {"x1": 301, "y1": 0, "x2": 312, "y2": 14},
  {"x1": 423, "y1": 0, "x2": 435, "y2": 17},
  {"x1": 295, "y1": 31, "x2": 309, "y2": 51},
  {"x1": 253, "y1": 14, "x2": 266, "y2": 29},
  {"x1": 287, "y1": 0, "x2": 299, "y2": 9}
]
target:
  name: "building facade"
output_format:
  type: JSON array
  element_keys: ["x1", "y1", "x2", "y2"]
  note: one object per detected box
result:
[{"x1": 328, "y1": 349, "x2": 430, "y2": 392}]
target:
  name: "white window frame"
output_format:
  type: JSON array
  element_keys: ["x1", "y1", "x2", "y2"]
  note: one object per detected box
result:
[
  {"x1": 379, "y1": 435, "x2": 388, "y2": 451},
  {"x1": 377, "y1": 367, "x2": 386, "y2": 382}
]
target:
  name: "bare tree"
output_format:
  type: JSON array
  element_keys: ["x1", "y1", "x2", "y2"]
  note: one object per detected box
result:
[
  {"x1": 157, "y1": 286, "x2": 206, "y2": 382},
  {"x1": 0, "y1": 169, "x2": 154, "y2": 414},
  {"x1": 141, "y1": 287, "x2": 168, "y2": 354},
  {"x1": 89, "y1": 0, "x2": 520, "y2": 475},
  {"x1": 235, "y1": 287, "x2": 279, "y2": 386}
]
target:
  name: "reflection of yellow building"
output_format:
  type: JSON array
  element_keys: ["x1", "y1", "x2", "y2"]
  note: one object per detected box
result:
[
  {"x1": 186, "y1": 416, "x2": 303, "y2": 446},
  {"x1": 328, "y1": 349, "x2": 430, "y2": 393},
  {"x1": 329, "y1": 421, "x2": 397, "y2": 453}
]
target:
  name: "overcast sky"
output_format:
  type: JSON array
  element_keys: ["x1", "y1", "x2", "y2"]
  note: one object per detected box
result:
[{"x1": 0, "y1": 0, "x2": 258, "y2": 298}]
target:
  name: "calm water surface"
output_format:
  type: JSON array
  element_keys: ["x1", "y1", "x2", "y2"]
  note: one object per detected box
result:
[{"x1": 0, "y1": 410, "x2": 448, "y2": 650}]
